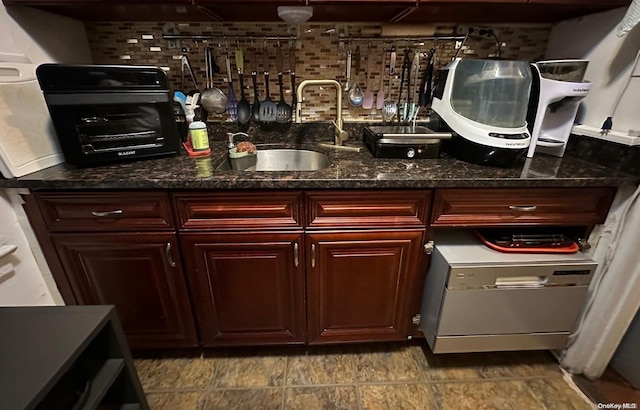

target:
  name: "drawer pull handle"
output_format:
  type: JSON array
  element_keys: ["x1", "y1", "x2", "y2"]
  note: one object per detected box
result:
[
  {"x1": 311, "y1": 244, "x2": 316, "y2": 268},
  {"x1": 165, "y1": 242, "x2": 176, "y2": 268},
  {"x1": 91, "y1": 209, "x2": 123, "y2": 217},
  {"x1": 294, "y1": 243, "x2": 299, "y2": 267},
  {"x1": 508, "y1": 205, "x2": 537, "y2": 212}
]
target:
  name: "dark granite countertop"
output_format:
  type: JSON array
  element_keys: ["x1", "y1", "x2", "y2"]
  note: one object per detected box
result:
[{"x1": 1, "y1": 123, "x2": 636, "y2": 190}]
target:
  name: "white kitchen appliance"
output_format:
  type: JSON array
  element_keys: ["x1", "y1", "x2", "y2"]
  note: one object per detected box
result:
[
  {"x1": 430, "y1": 58, "x2": 532, "y2": 167},
  {"x1": 526, "y1": 60, "x2": 591, "y2": 158},
  {"x1": 421, "y1": 229, "x2": 596, "y2": 353}
]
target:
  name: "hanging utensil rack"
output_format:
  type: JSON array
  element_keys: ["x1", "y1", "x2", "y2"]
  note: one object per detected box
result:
[
  {"x1": 341, "y1": 35, "x2": 464, "y2": 42},
  {"x1": 162, "y1": 34, "x2": 297, "y2": 42}
]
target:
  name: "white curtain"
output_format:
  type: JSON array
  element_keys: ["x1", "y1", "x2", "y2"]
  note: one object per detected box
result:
[{"x1": 560, "y1": 183, "x2": 640, "y2": 379}]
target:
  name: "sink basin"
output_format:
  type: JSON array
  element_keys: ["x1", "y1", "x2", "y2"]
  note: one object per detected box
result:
[{"x1": 218, "y1": 149, "x2": 330, "y2": 171}]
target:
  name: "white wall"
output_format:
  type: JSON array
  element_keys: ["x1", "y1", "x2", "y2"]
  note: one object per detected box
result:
[
  {"x1": 0, "y1": 4, "x2": 92, "y2": 64},
  {"x1": 546, "y1": 7, "x2": 640, "y2": 135}
]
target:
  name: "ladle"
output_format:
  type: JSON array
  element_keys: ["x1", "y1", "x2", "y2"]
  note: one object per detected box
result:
[
  {"x1": 200, "y1": 47, "x2": 227, "y2": 115},
  {"x1": 348, "y1": 46, "x2": 364, "y2": 107}
]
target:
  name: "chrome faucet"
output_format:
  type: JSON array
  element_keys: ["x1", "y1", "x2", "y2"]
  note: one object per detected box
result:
[{"x1": 296, "y1": 79, "x2": 360, "y2": 152}]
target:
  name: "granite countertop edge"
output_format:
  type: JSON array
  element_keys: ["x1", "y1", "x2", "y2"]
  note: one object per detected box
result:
[{"x1": 2, "y1": 123, "x2": 638, "y2": 190}]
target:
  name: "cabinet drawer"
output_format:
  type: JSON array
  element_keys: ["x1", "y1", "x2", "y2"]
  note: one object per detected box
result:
[
  {"x1": 306, "y1": 190, "x2": 431, "y2": 228},
  {"x1": 36, "y1": 192, "x2": 174, "y2": 232},
  {"x1": 173, "y1": 191, "x2": 303, "y2": 230},
  {"x1": 431, "y1": 187, "x2": 616, "y2": 227}
]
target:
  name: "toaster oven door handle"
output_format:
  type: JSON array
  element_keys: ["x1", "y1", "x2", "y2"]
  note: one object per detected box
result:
[
  {"x1": 91, "y1": 210, "x2": 123, "y2": 217},
  {"x1": 82, "y1": 141, "x2": 163, "y2": 154}
]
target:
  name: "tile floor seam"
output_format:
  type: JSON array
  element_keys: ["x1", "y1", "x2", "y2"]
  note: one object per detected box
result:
[
  {"x1": 281, "y1": 355, "x2": 289, "y2": 410},
  {"x1": 354, "y1": 382, "x2": 363, "y2": 410},
  {"x1": 143, "y1": 387, "x2": 213, "y2": 393},
  {"x1": 201, "y1": 352, "x2": 217, "y2": 410}
]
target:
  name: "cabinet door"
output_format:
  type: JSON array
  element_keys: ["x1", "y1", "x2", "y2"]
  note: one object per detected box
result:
[
  {"x1": 181, "y1": 232, "x2": 306, "y2": 346},
  {"x1": 306, "y1": 230, "x2": 425, "y2": 344},
  {"x1": 52, "y1": 233, "x2": 198, "y2": 348}
]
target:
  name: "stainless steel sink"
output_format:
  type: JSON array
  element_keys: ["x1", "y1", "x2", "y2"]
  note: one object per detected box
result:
[{"x1": 217, "y1": 149, "x2": 330, "y2": 171}]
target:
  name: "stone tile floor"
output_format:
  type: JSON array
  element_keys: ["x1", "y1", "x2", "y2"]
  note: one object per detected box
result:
[{"x1": 134, "y1": 342, "x2": 593, "y2": 410}]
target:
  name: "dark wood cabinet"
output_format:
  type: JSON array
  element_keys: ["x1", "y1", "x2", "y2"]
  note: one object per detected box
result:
[
  {"x1": 306, "y1": 230, "x2": 425, "y2": 344},
  {"x1": 25, "y1": 187, "x2": 615, "y2": 348},
  {"x1": 51, "y1": 232, "x2": 198, "y2": 349},
  {"x1": 430, "y1": 187, "x2": 616, "y2": 227},
  {"x1": 180, "y1": 232, "x2": 306, "y2": 346}
]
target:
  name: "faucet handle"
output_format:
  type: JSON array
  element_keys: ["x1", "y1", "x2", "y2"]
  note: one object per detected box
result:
[{"x1": 227, "y1": 132, "x2": 250, "y2": 148}]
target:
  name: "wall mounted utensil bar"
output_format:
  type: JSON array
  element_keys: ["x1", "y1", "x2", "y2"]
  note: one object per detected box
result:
[
  {"x1": 340, "y1": 35, "x2": 465, "y2": 43},
  {"x1": 162, "y1": 35, "x2": 297, "y2": 42}
]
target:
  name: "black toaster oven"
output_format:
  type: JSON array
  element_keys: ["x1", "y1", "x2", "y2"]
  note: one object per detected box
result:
[{"x1": 36, "y1": 64, "x2": 180, "y2": 167}]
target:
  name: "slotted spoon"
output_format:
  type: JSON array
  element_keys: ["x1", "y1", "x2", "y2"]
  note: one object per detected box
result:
[
  {"x1": 382, "y1": 48, "x2": 397, "y2": 122},
  {"x1": 275, "y1": 44, "x2": 291, "y2": 123},
  {"x1": 259, "y1": 46, "x2": 277, "y2": 122}
]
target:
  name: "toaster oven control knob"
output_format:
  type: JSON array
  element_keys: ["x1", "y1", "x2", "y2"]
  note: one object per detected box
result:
[{"x1": 406, "y1": 148, "x2": 416, "y2": 158}]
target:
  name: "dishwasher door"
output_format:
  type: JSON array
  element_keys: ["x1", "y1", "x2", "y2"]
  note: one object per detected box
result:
[{"x1": 438, "y1": 285, "x2": 589, "y2": 336}]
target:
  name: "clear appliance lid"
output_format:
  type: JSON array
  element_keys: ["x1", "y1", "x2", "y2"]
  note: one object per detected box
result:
[
  {"x1": 535, "y1": 60, "x2": 588, "y2": 82},
  {"x1": 450, "y1": 59, "x2": 532, "y2": 129}
]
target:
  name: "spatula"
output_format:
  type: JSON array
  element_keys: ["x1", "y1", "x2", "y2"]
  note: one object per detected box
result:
[
  {"x1": 362, "y1": 45, "x2": 374, "y2": 109},
  {"x1": 259, "y1": 46, "x2": 277, "y2": 123}
]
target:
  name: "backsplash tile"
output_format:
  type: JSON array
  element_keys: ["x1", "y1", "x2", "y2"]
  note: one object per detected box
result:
[{"x1": 85, "y1": 22, "x2": 550, "y2": 123}]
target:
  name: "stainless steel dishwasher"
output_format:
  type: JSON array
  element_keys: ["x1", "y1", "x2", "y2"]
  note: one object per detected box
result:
[{"x1": 420, "y1": 230, "x2": 596, "y2": 353}]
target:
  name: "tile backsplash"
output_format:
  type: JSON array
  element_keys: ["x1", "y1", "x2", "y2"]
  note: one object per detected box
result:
[{"x1": 86, "y1": 22, "x2": 551, "y2": 123}]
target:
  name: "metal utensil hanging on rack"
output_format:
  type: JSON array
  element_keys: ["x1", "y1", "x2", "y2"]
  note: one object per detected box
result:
[
  {"x1": 289, "y1": 46, "x2": 297, "y2": 109},
  {"x1": 200, "y1": 47, "x2": 227, "y2": 115},
  {"x1": 225, "y1": 50, "x2": 237, "y2": 122},
  {"x1": 180, "y1": 51, "x2": 198, "y2": 93},
  {"x1": 344, "y1": 45, "x2": 352, "y2": 92},
  {"x1": 362, "y1": 43, "x2": 375, "y2": 109},
  {"x1": 275, "y1": 42, "x2": 292, "y2": 123},
  {"x1": 259, "y1": 44, "x2": 277, "y2": 122},
  {"x1": 382, "y1": 46, "x2": 397, "y2": 122},
  {"x1": 376, "y1": 49, "x2": 386, "y2": 110},
  {"x1": 236, "y1": 46, "x2": 251, "y2": 124},
  {"x1": 249, "y1": 47, "x2": 261, "y2": 122},
  {"x1": 348, "y1": 45, "x2": 364, "y2": 107},
  {"x1": 397, "y1": 48, "x2": 410, "y2": 122},
  {"x1": 418, "y1": 48, "x2": 436, "y2": 108},
  {"x1": 407, "y1": 49, "x2": 420, "y2": 122}
]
